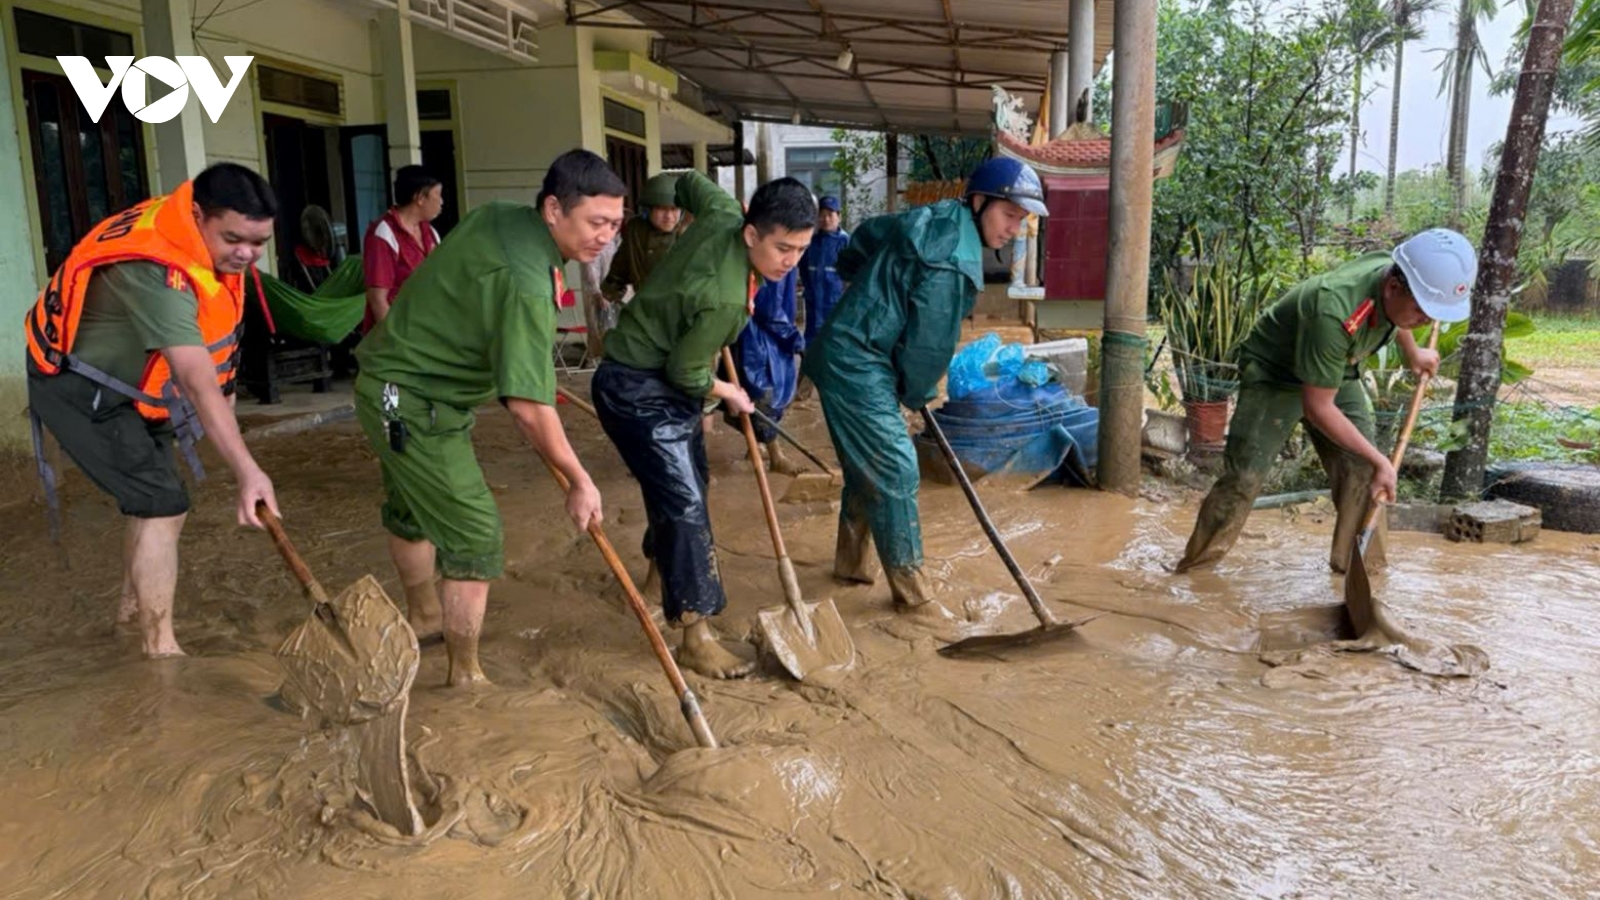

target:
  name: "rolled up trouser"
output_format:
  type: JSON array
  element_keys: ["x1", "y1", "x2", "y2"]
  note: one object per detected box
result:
[
  {"x1": 1177, "y1": 364, "x2": 1378, "y2": 573},
  {"x1": 817, "y1": 376, "x2": 923, "y2": 575},
  {"x1": 591, "y1": 360, "x2": 725, "y2": 624}
]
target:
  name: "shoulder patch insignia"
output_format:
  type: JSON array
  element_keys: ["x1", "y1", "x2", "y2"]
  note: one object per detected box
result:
[
  {"x1": 166, "y1": 267, "x2": 190, "y2": 294},
  {"x1": 747, "y1": 272, "x2": 758, "y2": 316},
  {"x1": 550, "y1": 266, "x2": 566, "y2": 308},
  {"x1": 1342, "y1": 298, "x2": 1375, "y2": 335}
]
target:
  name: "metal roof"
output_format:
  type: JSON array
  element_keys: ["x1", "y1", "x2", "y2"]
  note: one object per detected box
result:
[{"x1": 567, "y1": 0, "x2": 1116, "y2": 135}]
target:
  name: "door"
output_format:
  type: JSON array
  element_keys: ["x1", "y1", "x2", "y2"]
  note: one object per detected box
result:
[
  {"x1": 419, "y1": 129, "x2": 459, "y2": 237},
  {"x1": 606, "y1": 136, "x2": 648, "y2": 213},
  {"x1": 23, "y1": 69, "x2": 149, "y2": 273},
  {"x1": 264, "y1": 113, "x2": 334, "y2": 279},
  {"x1": 340, "y1": 124, "x2": 389, "y2": 254}
]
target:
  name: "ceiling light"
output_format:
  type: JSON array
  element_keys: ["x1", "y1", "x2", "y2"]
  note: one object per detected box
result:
[
  {"x1": 792, "y1": 109, "x2": 802, "y2": 125},
  {"x1": 835, "y1": 47, "x2": 854, "y2": 71}
]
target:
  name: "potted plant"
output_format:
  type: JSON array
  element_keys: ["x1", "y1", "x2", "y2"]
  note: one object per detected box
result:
[{"x1": 1156, "y1": 235, "x2": 1280, "y2": 451}]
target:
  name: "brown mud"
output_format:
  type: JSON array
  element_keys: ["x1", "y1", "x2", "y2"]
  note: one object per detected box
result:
[{"x1": 2, "y1": 400, "x2": 1599, "y2": 898}]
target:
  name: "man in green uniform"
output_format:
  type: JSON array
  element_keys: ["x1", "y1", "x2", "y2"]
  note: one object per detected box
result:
[
  {"x1": 1176, "y1": 228, "x2": 1479, "y2": 574},
  {"x1": 354, "y1": 149, "x2": 625, "y2": 687},
  {"x1": 803, "y1": 157, "x2": 1046, "y2": 619},
  {"x1": 594, "y1": 172, "x2": 816, "y2": 679},
  {"x1": 601, "y1": 173, "x2": 681, "y2": 307}
]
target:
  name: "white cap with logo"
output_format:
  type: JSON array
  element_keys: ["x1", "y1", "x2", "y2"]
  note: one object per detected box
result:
[{"x1": 1392, "y1": 228, "x2": 1478, "y2": 323}]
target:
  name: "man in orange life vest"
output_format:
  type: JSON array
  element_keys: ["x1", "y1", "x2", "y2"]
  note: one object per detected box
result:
[{"x1": 25, "y1": 163, "x2": 281, "y2": 659}]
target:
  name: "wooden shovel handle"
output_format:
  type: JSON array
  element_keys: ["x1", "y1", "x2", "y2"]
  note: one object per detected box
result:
[
  {"x1": 721, "y1": 347, "x2": 789, "y2": 562},
  {"x1": 540, "y1": 459, "x2": 717, "y2": 750},
  {"x1": 1361, "y1": 322, "x2": 1441, "y2": 532},
  {"x1": 256, "y1": 501, "x2": 319, "y2": 595},
  {"x1": 556, "y1": 385, "x2": 598, "y2": 419}
]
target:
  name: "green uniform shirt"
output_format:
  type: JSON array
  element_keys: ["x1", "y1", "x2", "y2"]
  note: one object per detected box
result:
[
  {"x1": 602, "y1": 171, "x2": 752, "y2": 398},
  {"x1": 356, "y1": 201, "x2": 561, "y2": 409},
  {"x1": 1238, "y1": 251, "x2": 1397, "y2": 389},
  {"x1": 71, "y1": 261, "x2": 203, "y2": 394},
  {"x1": 601, "y1": 216, "x2": 678, "y2": 303}
]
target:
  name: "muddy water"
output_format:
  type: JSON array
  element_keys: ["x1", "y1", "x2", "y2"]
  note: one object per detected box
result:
[{"x1": 2, "y1": 398, "x2": 1599, "y2": 899}]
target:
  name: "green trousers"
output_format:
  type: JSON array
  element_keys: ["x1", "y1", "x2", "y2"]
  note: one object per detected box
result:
[{"x1": 1178, "y1": 362, "x2": 1384, "y2": 574}]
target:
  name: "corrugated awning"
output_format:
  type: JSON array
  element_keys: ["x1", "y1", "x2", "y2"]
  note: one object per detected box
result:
[{"x1": 567, "y1": 0, "x2": 1115, "y2": 136}]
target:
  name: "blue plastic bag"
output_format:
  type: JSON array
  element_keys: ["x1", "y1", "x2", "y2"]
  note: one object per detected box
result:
[
  {"x1": 1018, "y1": 358, "x2": 1052, "y2": 387},
  {"x1": 948, "y1": 332, "x2": 1001, "y2": 399},
  {"x1": 995, "y1": 343, "x2": 1025, "y2": 379}
]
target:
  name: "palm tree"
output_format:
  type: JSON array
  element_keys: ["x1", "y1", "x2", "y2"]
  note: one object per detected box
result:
[
  {"x1": 1347, "y1": 1, "x2": 1397, "y2": 222},
  {"x1": 1383, "y1": 0, "x2": 1443, "y2": 220},
  {"x1": 1438, "y1": 0, "x2": 1499, "y2": 230}
]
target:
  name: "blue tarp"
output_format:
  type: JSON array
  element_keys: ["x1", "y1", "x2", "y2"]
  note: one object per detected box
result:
[{"x1": 921, "y1": 335, "x2": 1099, "y2": 486}]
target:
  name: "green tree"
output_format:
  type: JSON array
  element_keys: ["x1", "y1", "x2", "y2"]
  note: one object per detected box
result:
[
  {"x1": 1151, "y1": 0, "x2": 1357, "y2": 283},
  {"x1": 1438, "y1": 0, "x2": 1500, "y2": 229},
  {"x1": 1383, "y1": 0, "x2": 1445, "y2": 219},
  {"x1": 1345, "y1": 0, "x2": 1400, "y2": 222}
]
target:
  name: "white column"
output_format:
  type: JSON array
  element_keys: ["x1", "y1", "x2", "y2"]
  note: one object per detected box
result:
[
  {"x1": 1067, "y1": 0, "x2": 1096, "y2": 126},
  {"x1": 142, "y1": 0, "x2": 207, "y2": 190},
  {"x1": 1049, "y1": 49, "x2": 1069, "y2": 139},
  {"x1": 379, "y1": 0, "x2": 422, "y2": 169}
]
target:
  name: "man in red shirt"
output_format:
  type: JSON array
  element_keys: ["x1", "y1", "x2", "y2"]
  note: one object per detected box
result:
[{"x1": 362, "y1": 165, "x2": 444, "y2": 327}]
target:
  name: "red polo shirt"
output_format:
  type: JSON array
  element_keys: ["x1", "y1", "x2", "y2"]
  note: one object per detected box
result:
[{"x1": 361, "y1": 208, "x2": 440, "y2": 330}]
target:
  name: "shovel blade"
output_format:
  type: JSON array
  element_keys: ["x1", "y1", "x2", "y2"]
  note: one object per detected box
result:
[
  {"x1": 936, "y1": 615, "x2": 1097, "y2": 658},
  {"x1": 1344, "y1": 532, "x2": 1376, "y2": 638},
  {"x1": 758, "y1": 597, "x2": 856, "y2": 681},
  {"x1": 780, "y1": 472, "x2": 841, "y2": 504},
  {"x1": 277, "y1": 574, "x2": 420, "y2": 726}
]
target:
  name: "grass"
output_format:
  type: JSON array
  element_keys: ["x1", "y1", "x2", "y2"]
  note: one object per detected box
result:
[{"x1": 1520, "y1": 313, "x2": 1600, "y2": 369}]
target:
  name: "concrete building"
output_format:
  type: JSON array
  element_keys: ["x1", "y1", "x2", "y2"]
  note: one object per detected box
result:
[{"x1": 0, "y1": 0, "x2": 728, "y2": 447}]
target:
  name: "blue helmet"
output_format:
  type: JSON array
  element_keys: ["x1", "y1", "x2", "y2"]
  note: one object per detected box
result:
[
  {"x1": 965, "y1": 157, "x2": 1049, "y2": 217},
  {"x1": 818, "y1": 195, "x2": 842, "y2": 212}
]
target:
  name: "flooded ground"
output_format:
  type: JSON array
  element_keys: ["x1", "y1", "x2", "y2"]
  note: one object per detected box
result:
[{"x1": 2, "y1": 394, "x2": 1598, "y2": 899}]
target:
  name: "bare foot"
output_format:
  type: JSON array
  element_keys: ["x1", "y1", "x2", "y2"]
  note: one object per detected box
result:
[
  {"x1": 144, "y1": 641, "x2": 188, "y2": 659},
  {"x1": 445, "y1": 631, "x2": 493, "y2": 688},
  {"x1": 767, "y1": 443, "x2": 806, "y2": 477},
  {"x1": 677, "y1": 619, "x2": 755, "y2": 679}
]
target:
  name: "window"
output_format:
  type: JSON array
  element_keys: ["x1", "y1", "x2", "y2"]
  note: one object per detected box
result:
[
  {"x1": 603, "y1": 98, "x2": 646, "y2": 139},
  {"x1": 14, "y1": 9, "x2": 134, "y2": 60},
  {"x1": 416, "y1": 89, "x2": 453, "y2": 122},
  {"x1": 785, "y1": 146, "x2": 841, "y2": 197},
  {"x1": 258, "y1": 65, "x2": 342, "y2": 116}
]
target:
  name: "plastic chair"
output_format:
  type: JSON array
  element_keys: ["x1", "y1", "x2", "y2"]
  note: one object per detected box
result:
[{"x1": 554, "y1": 289, "x2": 594, "y2": 376}]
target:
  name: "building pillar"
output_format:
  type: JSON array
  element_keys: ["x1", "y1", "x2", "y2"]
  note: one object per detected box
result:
[
  {"x1": 1068, "y1": 0, "x2": 1096, "y2": 126},
  {"x1": 1097, "y1": 0, "x2": 1156, "y2": 494},
  {"x1": 379, "y1": 0, "x2": 422, "y2": 170},
  {"x1": 1049, "y1": 49, "x2": 1070, "y2": 138},
  {"x1": 733, "y1": 120, "x2": 746, "y2": 202},
  {"x1": 142, "y1": 0, "x2": 207, "y2": 190},
  {"x1": 692, "y1": 141, "x2": 709, "y2": 174},
  {"x1": 885, "y1": 131, "x2": 899, "y2": 211}
]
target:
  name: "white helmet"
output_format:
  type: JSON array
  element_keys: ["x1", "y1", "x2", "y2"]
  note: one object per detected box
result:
[{"x1": 1392, "y1": 228, "x2": 1477, "y2": 323}]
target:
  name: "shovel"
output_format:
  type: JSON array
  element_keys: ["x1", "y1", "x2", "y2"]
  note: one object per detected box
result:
[
  {"x1": 537, "y1": 457, "x2": 718, "y2": 749},
  {"x1": 922, "y1": 409, "x2": 1091, "y2": 656},
  {"x1": 258, "y1": 502, "x2": 424, "y2": 835},
  {"x1": 1344, "y1": 322, "x2": 1439, "y2": 638},
  {"x1": 721, "y1": 348, "x2": 856, "y2": 681},
  {"x1": 747, "y1": 407, "x2": 845, "y2": 504}
]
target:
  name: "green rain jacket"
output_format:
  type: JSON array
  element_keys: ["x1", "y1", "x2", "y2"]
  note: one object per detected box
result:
[{"x1": 803, "y1": 198, "x2": 985, "y2": 405}]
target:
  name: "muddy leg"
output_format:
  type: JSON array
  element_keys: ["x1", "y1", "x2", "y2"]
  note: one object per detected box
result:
[
  {"x1": 767, "y1": 439, "x2": 805, "y2": 476},
  {"x1": 128, "y1": 513, "x2": 187, "y2": 658},
  {"x1": 886, "y1": 566, "x2": 957, "y2": 622},
  {"x1": 116, "y1": 519, "x2": 139, "y2": 630},
  {"x1": 676, "y1": 615, "x2": 754, "y2": 679},
  {"x1": 1309, "y1": 379, "x2": 1382, "y2": 575},
  {"x1": 441, "y1": 579, "x2": 491, "y2": 687},
  {"x1": 387, "y1": 535, "x2": 443, "y2": 640},
  {"x1": 1176, "y1": 375, "x2": 1301, "y2": 573}
]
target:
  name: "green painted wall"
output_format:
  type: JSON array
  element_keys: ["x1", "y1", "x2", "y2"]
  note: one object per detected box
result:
[{"x1": 0, "y1": 35, "x2": 40, "y2": 450}]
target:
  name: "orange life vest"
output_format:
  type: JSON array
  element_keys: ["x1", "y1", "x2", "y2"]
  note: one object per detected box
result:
[{"x1": 25, "y1": 179, "x2": 245, "y2": 421}]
